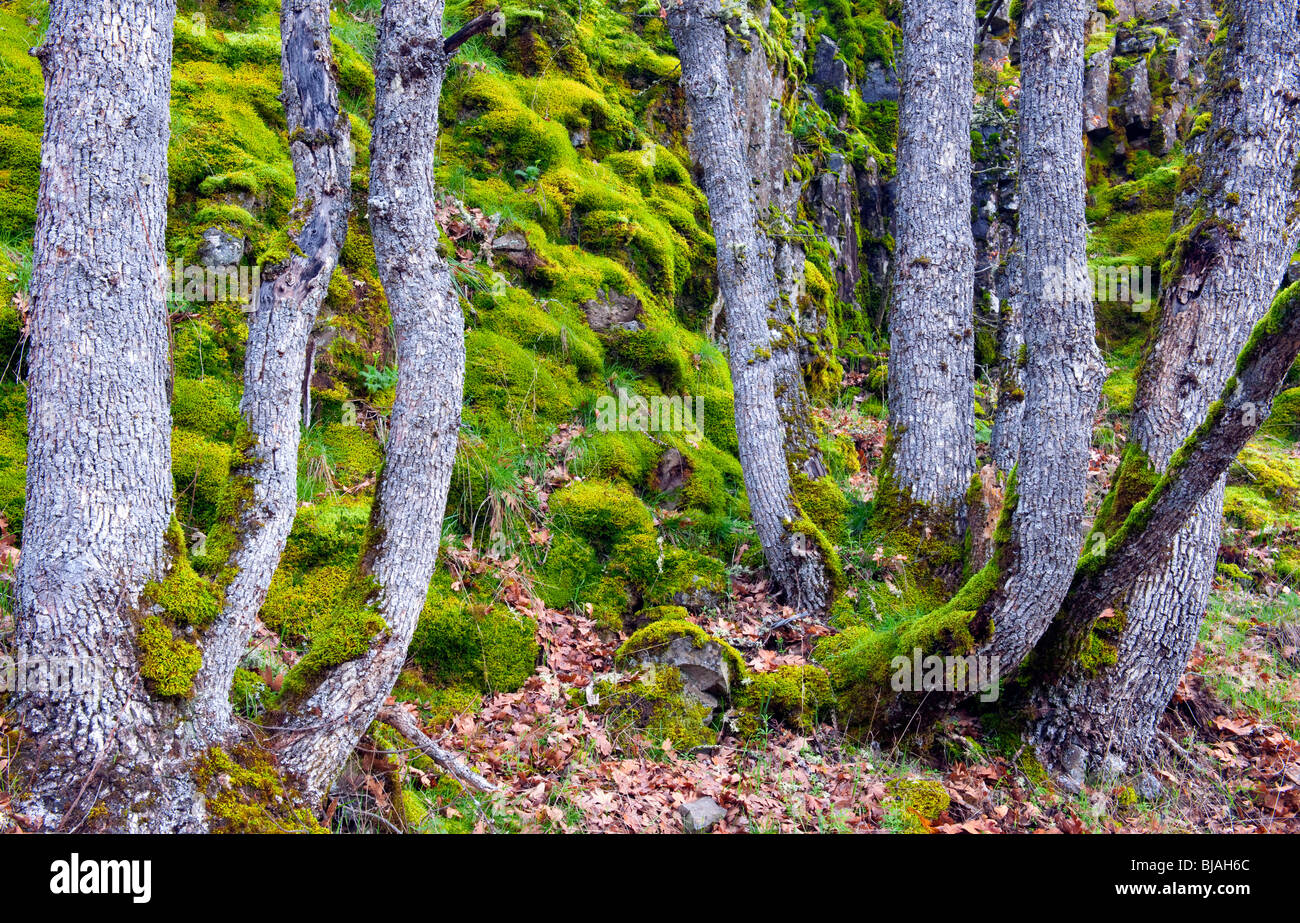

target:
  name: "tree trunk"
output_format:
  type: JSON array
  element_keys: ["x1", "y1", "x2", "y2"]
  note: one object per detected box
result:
[
  {"x1": 12, "y1": 0, "x2": 195, "y2": 830},
  {"x1": 880, "y1": 0, "x2": 977, "y2": 534},
  {"x1": 667, "y1": 0, "x2": 835, "y2": 616},
  {"x1": 974, "y1": 0, "x2": 1106, "y2": 668},
  {"x1": 270, "y1": 0, "x2": 468, "y2": 802},
  {"x1": 726, "y1": 15, "x2": 826, "y2": 479},
  {"x1": 188, "y1": 0, "x2": 354, "y2": 744},
  {"x1": 1031, "y1": 0, "x2": 1300, "y2": 784}
]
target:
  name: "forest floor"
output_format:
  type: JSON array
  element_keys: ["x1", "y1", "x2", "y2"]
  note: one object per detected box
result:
[{"x1": 325, "y1": 406, "x2": 1300, "y2": 835}]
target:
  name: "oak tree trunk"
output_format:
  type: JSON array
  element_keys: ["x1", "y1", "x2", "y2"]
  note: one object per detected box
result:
[
  {"x1": 271, "y1": 0, "x2": 468, "y2": 802},
  {"x1": 974, "y1": 0, "x2": 1106, "y2": 669},
  {"x1": 189, "y1": 0, "x2": 355, "y2": 744},
  {"x1": 1031, "y1": 0, "x2": 1300, "y2": 784},
  {"x1": 13, "y1": 0, "x2": 193, "y2": 830},
  {"x1": 667, "y1": 0, "x2": 835, "y2": 616},
  {"x1": 882, "y1": 0, "x2": 978, "y2": 532}
]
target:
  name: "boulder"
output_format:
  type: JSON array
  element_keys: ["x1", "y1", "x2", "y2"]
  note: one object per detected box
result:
[
  {"x1": 581, "y1": 289, "x2": 643, "y2": 331},
  {"x1": 615, "y1": 620, "x2": 744, "y2": 710},
  {"x1": 679, "y1": 797, "x2": 726, "y2": 833},
  {"x1": 1083, "y1": 47, "x2": 1113, "y2": 136},
  {"x1": 197, "y1": 227, "x2": 244, "y2": 268}
]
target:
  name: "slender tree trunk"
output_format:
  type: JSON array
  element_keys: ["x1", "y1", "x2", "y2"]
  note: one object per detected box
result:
[
  {"x1": 12, "y1": 0, "x2": 195, "y2": 830},
  {"x1": 1031, "y1": 0, "x2": 1300, "y2": 784},
  {"x1": 726, "y1": 16, "x2": 826, "y2": 478},
  {"x1": 667, "y1": 0, "x2": 835, "y2": 616},
  {"x1": 880, "y1": 0, "x2": 977, "y2": 534},
  {"x1": 974, "y1": 0, "x2": 1106, "y2": 668},
  {"x1": 188, "y1": 0, "x2": 354, "y2": 744},
  {"x1": 271, "y1": 0, "x2": 468, "y2": 802}
]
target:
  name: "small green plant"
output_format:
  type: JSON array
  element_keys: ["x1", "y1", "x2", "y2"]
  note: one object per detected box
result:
[
  {"x1": 361, "y1": 363, "x2": 400, "y2": 393},
  {"x1": 514, "y1": 163, "x2": 541, "y2": 186}
]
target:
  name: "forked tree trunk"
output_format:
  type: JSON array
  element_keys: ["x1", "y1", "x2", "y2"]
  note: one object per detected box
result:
[
  {"x1": 881, "y1": 0, "x2": 977, "y2": 533},
  {"x1": 974, "y1": 0, "x2": 1106, "y2": 668},
  {"x1": 271, "y1": 0, "x2": 468, "y2": 802},
  {"x1": 13, "y1": 0, "x2": 191, "y2": 830},
  {"x1": 667, "y1": 0, "x2": 835, "y2": 616},
  {"x1": 1031, "y1": 0, "x2": 1300, "y2": 784},
  {"x1": 189, "y1": 0, "x2": 354, "y2": 744}
]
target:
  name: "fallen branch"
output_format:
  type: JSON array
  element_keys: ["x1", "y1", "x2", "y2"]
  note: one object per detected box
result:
[
  {"x1": 443, "y1": 9, "x2": 502, "y2": 56},
  {"x1": 376, "y1": 705, "x2": 496, "y2": 793}
]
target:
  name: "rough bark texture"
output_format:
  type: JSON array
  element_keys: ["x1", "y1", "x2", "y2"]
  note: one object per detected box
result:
[
  {"x1": 12, "y1": 0, "x2": 192, "y2": 831},
  {"x1": 1032, "y1": 281, "x2": 1300, "y2": 774},
  {"x1": 1032, "y1": 0, "x2": 1300, "y2": 783},
  {"x1": 271, "y1": 0, "x2": 467, "y2": 802},
  {"x1": 884, "y1": 0, "x2": 977, "y2": 523},
  {"x1": 189, "y1": 0, "x2": 354, "y2": 743},
  {"x1": 726, "y1": 11, "x2": 825, "y2": 478},
  {"x1": 976, "y1": 0, "x2": 1106, "y2": 670},
  {"x1": 668, "y1": 0, "x2": 834, "y2": 616}
]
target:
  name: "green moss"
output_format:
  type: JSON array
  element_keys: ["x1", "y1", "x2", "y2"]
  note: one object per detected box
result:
[
  {"x1": 884, "y1": 778, "x2": 950, "y2": 832},
  {"x1": 137, "y1": 615, "x2": 202, "y2": 699},
  {"x1": 734, "y1": 665, "x2": 834, "y2": 735},
  {"x1": 409, "y1": 585, "x2": 539, "y2": 694},
  {"x1": 277, "y1": 576, "x2": 385, "y2": 701},
  {"x1": 144, "y1": 556, "x2": 222, "y2": 630},
  {"x1": 1261, "y1": 387, "x2": 1300, "y2": 440},
  {"x1": 193, "y1": 745, "x2": 323, "y2": 834},
  {"x1": 172, "y1": 428, "x2": 234, "y2": 529},
  {"x1": 319, "y1": 423, "x2": 383, "y2": 487},
  {"x1": 548, "y1": 480, "x2": 654, "y2": 553},
  {"x1": 592, "y1": 665, "x2": 716, "y2": 752},
  {"x1": 1090, "y1": 443, "x2": 1159, "y2": 541},
  {"x1": 615, "y1": 617, "x2": 746, "y2": 680},
  {"x1": 279, "y1": 497, "x2": 372, "y2": 570},
  {"x1": 230, "y1": 667, "x2": 268, "y2": 718},
  {"x1": 791, "y1": 472, "x2": 849, "y2": 545},
  {"x1": 172, "y1": 376, "x2": 242, "y2": 441}
]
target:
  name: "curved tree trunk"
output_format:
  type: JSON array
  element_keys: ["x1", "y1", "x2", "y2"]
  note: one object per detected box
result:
[
  {"x1": 1031, "y1": 0, "x2": 1300, "y2": 784},
  {"x1": 974, "y1": 0, "x2": 1106, "y2": 668},
  {"x1": 881, "y1": 0, "x2": 977, "y2": 535},
  {"x1": 12, "y1": 0, "x2": 192, "y2": 830},
  {"x1": 189, "y1": 0, "x2": 354, "y2": 744},
  {"x1": 271, "y1": 0, "x2": 468, "y2": 802},
  {"x1": 667, "y1": 0, "x2": 835, "y2": 616}
]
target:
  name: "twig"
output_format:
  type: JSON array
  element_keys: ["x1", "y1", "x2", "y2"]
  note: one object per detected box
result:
[
  {"x1": 443, "y1": 9, "x2": 502, "y2": 56},
  {"x1": 376, "y1": 705, "x2": 496, "y2": 793},
  {"x1": 1157, "y1": 730, "x2": 1216, "y2": 778}
]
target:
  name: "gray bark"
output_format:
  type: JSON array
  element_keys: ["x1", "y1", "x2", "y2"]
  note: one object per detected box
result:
[
  {"x1": 727, "y1": 15, "x2": 825, "y2": 478},
  {"x1": 884, "y1": 0, "x2": 977, "y2": 521},
  {"x1": 976, "y1": 0, "x2": 1106, "y2": 669},
  {"x1": 1032, "y1": 0, "x2": 1300, "y2": 782},
  {"x1": 189, "y1": 0, "x2": 354, "y2": 744},
  {"x1": 667, "y1": 0, "x2": 834, "y2": 616},
  {"x1": 271, "y1": 0, "x2": 468, "y2": 802},
  {"x1": 12, "y1": 0, "x2": 195, "y2": 830}
]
